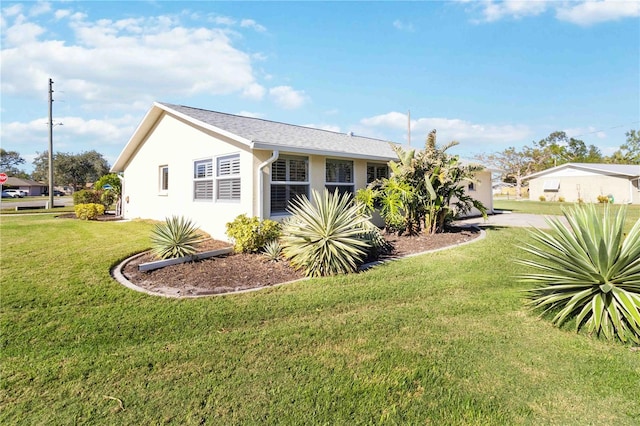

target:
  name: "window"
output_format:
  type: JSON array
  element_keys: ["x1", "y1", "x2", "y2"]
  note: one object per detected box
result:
[
  {"x1": 468, "y1": 182, "x2": 476, "y2": 191},
  {"x1": 159, "y1": 165, "x2": 169, "y2": 194},
  {"x1": 216, "y1": 154, "x2": 241, "y2": 201},
  {"x1": 326, "y1": 159, "x2": 354, "y2": 195},
  {"x1": 194, "y1": 159, "x2": 213, "y2": 200},
  {"x1": 543, "y1": 179, "x2": 560, "y2": 192},
  {"x1": 366, "y1": 163, "x2": 389, "y2": 184},
  {"x1": 271, "y1": 155, "x2": 309, "y2": 214}
]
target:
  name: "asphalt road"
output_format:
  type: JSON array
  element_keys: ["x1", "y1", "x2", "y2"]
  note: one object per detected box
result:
[
  {"x1": 455, "y1": 210, "x2": 569, "y2": 229},
  {"x1": 0, "y1": 196, "x2": 74, "y2": 209}
]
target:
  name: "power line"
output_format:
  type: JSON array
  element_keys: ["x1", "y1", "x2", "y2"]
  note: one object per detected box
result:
[{"x1": 569, "y1": 120, "x2": 640, "y2": 139}]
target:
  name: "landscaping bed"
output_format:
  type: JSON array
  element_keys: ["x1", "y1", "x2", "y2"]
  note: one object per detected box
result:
[{"x1": 121, "y1": 227, "x2": 480, "y2": 296}]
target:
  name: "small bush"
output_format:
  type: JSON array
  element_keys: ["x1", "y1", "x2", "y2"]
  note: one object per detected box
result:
[
  {"x1": 226, "y1": 214, "x2": 281, "y2": 253},
  {"x1": 73, "y1": 189, "x2": 102, "y2": 205},
  {"x1": 150, "y1": 216, "x2": 201, "y2": 259},
  {"x1": 558, "y1": 196, "x2": 565, "y2": 202},
  {"x1": 281, "y1": 189, "x2": 373, "y2": 277},
  {"x1": 74, "y1": 203, "x2": 105, "y2": 220},
  {"x1": 262, "y1": 240, "x2": 282, "y2": 262},
  {"x1": 597, "y1": 195, "x2": 610, "y2": 204},
  {"x1": 539, "y1": 195, "x2": 546, "y2": 202}
]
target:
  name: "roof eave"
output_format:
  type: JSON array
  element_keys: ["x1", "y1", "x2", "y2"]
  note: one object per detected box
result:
[{"x1": 250, "y1": 141, "x2": 397, "y2": 162}]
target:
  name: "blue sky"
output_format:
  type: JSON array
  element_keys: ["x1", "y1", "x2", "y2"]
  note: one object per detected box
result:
[{"x1": 1, "y1": 1, "x2": 639, "y2": 172}]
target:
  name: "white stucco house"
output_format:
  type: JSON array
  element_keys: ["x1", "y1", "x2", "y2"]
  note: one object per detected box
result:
[
  {"x1": 111, "y1": 102, "x2": 493, "y2": 240},
  {"x1": 525, "y1": 163, "x2": 640, "y2": 204}
]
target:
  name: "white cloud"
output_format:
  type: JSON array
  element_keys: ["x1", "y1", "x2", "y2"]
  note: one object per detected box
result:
[
  {"x1": 240, "y1": 19, "x2": 266, "y2": 32},
  {"x1": 213, "y1": 15, "x2": 236, "y2": 26},
  {"x1": 359, "y1": 111, "x2": 531, "y2": 145},
  {"x1": 392, "y1": 19, "x2": 414, "y2": 32},
  {"x1": 462, "y1": 0, "x2": 639, "y2": 25},
  {"x1": 0, "y1": 10, "x2": 266, "y2": 107},
  {"x1": 269, "y1": 86, "x2": 308, "y2": 109},
  {"x1": 302, "y1": 123, "x2": 342, "y2": 133},
  {"x1": 556, "y1": 0, "x2": 640, "y2": 26}
]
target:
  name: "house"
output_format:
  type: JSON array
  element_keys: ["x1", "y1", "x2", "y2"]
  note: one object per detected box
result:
[
  {"x1": 525, "y1": 163, "x2": 640, "y2": 204},
  {"x1": 111, "y1": 102, "x2": 493, "y2": 240},
  {"x1": 3, "y1": 177, "x2": 48, "y2": 196}
]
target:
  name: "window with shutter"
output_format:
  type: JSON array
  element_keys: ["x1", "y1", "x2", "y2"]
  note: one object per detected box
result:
[
  {"x1": 193, "y1": 159, "x2": 213, "y2": 200},
  {"x1": 325, "y1": 159, "x2": 354, "y2": 194},
  {"x1": 216, "y1": 154, "x2": 241, "y2": 201},
  {"x1": 270, "y1": 155, "x2": 309, "y2": 215}
]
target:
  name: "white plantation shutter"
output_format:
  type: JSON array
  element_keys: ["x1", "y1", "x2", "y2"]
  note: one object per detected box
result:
[
  {"x1": 216, "y1": 154, "x2": 241, "y2": 201},
  {"x1": 270, "y1": 156, "x2": 309, "y2": 214},
  {"x1": 194, "y1": 159, "x2": 214, "y2": 200}
]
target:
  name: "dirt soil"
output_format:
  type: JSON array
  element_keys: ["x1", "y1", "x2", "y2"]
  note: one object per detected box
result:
[{"x1": 119, "y1": 227, "x2": 480, "y2": 297}]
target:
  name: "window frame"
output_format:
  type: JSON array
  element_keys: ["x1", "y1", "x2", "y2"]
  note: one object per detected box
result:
[
  {"x1": 325, "y1": 158, "x2": 354, "y2": 195},
  {"x1": 270, "y1": 155, "x2": 309, "y2": 216},
  {"x1": 193, "y1": 158, "x2": 214, "y2": 201},
  {"x1": 366, "y1": 162, "x2": 389, "y2": 184},
  {"x1": 159, "y1": 165, "x2": 169, "y2": 195},
  {"x1": 215, "y1": 154, "x2": 241, "y2": 202}
]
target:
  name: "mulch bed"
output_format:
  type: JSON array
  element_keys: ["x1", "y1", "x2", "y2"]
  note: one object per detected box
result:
[{"x1": 119, "y1": 227, "x2": 480, "y2": 297}]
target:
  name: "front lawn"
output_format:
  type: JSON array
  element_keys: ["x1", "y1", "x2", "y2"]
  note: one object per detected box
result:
[{"x1": 1, "y1": 214, "x2": 638, "y2": 424}]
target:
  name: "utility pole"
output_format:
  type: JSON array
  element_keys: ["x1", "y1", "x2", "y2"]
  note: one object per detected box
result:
[{"x1": 48, "y1": 78, "x2": 54, "y2": 209}]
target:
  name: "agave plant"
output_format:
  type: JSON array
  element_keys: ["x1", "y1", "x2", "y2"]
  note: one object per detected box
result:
[
  {"x1": 262, "y1": 239, "x2": 282, "y2": 262},
  {"x1": 518, "y1": 204, "x2": 640, "y2": 344},
  {"x1": 150, "y1": 215, "x2": 201, "y2": 259},
  {"x1": 281, "y1": 189, "x2": 373, "y2": 277}
]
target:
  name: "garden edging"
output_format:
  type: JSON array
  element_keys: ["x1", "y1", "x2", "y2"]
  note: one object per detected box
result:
[{"x1": 111, "y1": 225, "x2": 485, "y2": 298}]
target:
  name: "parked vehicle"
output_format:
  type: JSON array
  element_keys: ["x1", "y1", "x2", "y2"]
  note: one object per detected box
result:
[
  {"x1": 2, "y1": 189, "x2": 24, "y2": 198},
  {"x1": 53, "y1": 190, "x2": 66, "y2": 196}
]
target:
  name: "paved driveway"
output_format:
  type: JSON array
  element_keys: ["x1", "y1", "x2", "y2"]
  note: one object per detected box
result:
[{"x1": 455, "y1": 210, "x2": 568, "y2": 229}]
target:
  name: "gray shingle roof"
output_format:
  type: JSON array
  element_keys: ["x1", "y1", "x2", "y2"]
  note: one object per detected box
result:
[
  {"x1": 524, "y1": 162, "x2": 640, "y2": 180},
  {"x1": 160, "y1": 103, "x2": 400, "y2": 161}
]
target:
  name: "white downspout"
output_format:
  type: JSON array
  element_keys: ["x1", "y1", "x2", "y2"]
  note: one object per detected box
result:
[{"x1": 257, "y1": 150, "x2": 279, "y2": 220}]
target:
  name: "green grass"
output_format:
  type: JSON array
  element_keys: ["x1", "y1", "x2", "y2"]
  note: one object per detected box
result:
[{"x1": 1, "y1": 214, "x2": 639, "y2": 424}]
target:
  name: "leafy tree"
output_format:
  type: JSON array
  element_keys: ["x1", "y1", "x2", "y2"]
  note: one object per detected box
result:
[
  {"x1": 610, "y1": 129, "x2": 640, "y2": 164},
  {"x1": 0, "y1": 149, "x2": 26, "y2": 176},
  {"x1": 32, "y1": 150, "x2": 110, "y2": 190},
  {"x1": 475, "y1": 146, "x2": 538, "y2": 199},
  {"x1": 94, "y1": 173, "x2": 121, "y2": 195},
  {"x1": 362, "y1": 130, "x2": 486, "y2": 235}
]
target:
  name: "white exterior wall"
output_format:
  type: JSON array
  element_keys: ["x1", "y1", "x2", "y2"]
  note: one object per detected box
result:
[
  {"x1": 121, "y1": 114, "x2": 254, "y2": 241},
  {"x1": 528, "y1": 168, "x2": 638, "y2": 204},
  {"x1": 466, "y1": 169, "x2": 493, "y2": 216}
]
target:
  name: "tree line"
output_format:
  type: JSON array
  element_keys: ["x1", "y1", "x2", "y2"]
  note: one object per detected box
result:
[
  {"x1": 0, "y1": 149, "x2": 110, "y2": 191},
  {"x1": 475, "y1": 129, "x2": 639, "y2": 198}
]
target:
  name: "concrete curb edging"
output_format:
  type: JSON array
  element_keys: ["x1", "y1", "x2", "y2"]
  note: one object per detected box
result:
[
  {"x1": 111, "y1": 226, "x2": 485, "y2": 299},
  {"x1": 138, "y1": 247, "x2": 233, "y2": 271}
]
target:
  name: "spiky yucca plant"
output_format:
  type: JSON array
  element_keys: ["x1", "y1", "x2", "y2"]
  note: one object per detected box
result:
[
  {"x1": 281, "y1": 189, "x2": 373, "y2": 277},
  {"x1": 518, "y1": 204, "x2": 640, "y2": 344},
  {"x1": 262, "y1": 239, "x2": 282, "y2": 262},
  {"x1": 150, "y1": 216, "x2": 201, "y2": 260}
]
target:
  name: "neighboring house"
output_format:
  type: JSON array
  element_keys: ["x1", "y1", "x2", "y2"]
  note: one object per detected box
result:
[
  {"x1": 525, "y1": 163, "x2": 640, "y2": 204},
  {"x1": 111, "y1": 102, "x2": 493, "y2": 240},
  {"x1": 3, "y1": 177, "x2": 48, "y2": 196}
]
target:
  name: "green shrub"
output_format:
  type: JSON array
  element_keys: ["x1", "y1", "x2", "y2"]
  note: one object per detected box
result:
[
  {"x1": 518, "y1": 204, "x2": 640, "y2": 344},
  {"x1": 225, "y1": 214, "x2": 281, "y2": 253},
  {"x1": 538, "y1": 195, "x2": 546, "y2": 202},
  {"x1": 73, "y1": 189, "x2": 102, "y2": 205},
  {"x1": 150, "y1": 216, "x2": 201, "y2": 259},
  {"x1": 74, "y1": 203, "x2": 105, "y2": 220},
  {"x1": 281, "y1": 189, "x2": 373, "y2": 277},
  {"x1": 597, "y1": 195, "x2": 610, "y2": 204},
  {"x1": 558, "y1": 196, "x2": 565, "y2": 202}
]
